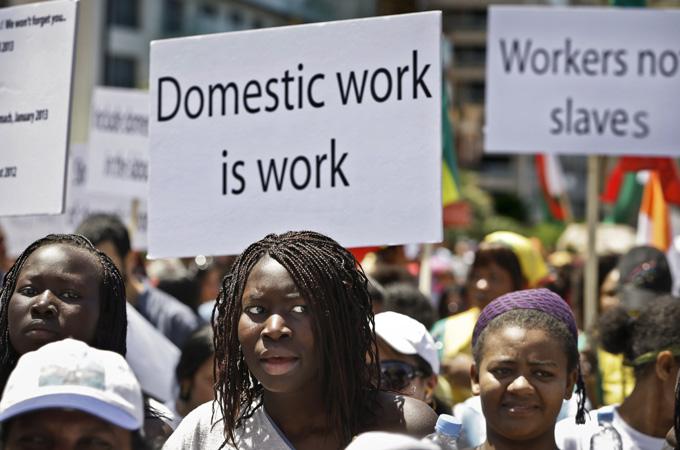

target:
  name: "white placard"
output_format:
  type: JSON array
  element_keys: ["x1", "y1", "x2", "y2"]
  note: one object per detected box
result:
[
  {"x1": 485, "y1": 6, "x2": 680, "y2": 156},
  {"x1": 0, "y1": 0, "x2": 78, "y2": 215},
  {"x1": 1, "y1": 145, "x2": 147, "y2": 257},
  {"x1": 87, "y1": 87, "x2": 149, "y2": 198},
  {"x1": 149, "y1": 12, "x2": 442, "y2": 258}
]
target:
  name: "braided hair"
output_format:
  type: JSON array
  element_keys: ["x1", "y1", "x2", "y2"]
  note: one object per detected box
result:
[
  {"x1": 213, "y1": 231, "x2": 380, "y2": 448},
  {"x1": 0, "y1": 234, "x2": 126, "y2": 392}
]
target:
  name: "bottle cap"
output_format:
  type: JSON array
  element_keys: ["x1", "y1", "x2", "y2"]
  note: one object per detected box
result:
[
  {"x1": 435, "y1": 414, "x2": 462, "y2": 437},
  {"x1": 597, "y1": 411, "x2": 614, "y2": 423}
]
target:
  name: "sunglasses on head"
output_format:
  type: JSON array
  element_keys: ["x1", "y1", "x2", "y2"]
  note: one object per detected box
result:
[{"x1": 379, "y1": 360, "x2": 426, "y2": 392}]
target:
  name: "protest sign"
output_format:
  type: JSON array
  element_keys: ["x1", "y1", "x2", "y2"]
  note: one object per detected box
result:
[
  {"x1": 149, "y1": 12, "x2": 442, "y2": 258},
  {"x1": 0, "y1": 0, "x2": 78, "y2": 215},
  {"x1": 1, "y1": 144, "x2": 148, "y2": 257},
  {"x1": 87, "y1": 87, "x2": 149, "y2": 198},
  {"x1": 485, "y1": 6, "x2": 680, "y2": 156}
]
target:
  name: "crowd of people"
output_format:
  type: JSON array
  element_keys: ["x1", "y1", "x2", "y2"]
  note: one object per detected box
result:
[{"x1": 0, "y1": 215, "x2": 679, "y2": 450}]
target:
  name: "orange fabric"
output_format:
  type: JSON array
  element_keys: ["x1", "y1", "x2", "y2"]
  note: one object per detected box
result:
[{"x1": 639, "y1": 171, "x2": 670, "y2": 251}]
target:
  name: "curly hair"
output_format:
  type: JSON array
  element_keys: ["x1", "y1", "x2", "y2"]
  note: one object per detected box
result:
[
  {"x1": 0, "y1": 234, "x2": 127, "y2": 392},
  {"x1": 213, "y1": 231, "x2": 380, "y2": 448},
  {"x1": 599, "y1": 295, "x2": 680, "y2": 376}
]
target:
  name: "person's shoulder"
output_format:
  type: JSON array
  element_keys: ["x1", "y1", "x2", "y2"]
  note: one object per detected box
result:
[
  {"x1": 163, "y1": 402, "x2": 226, "y2": 450},
  {"x1": 185, "y1": 400, "x2": 221, "y2": 424},
  {"x1": 370, "y1": 391, "x2": 437, "y2": 438},
  {"x1": 146, "y1": 285, "x2": 200, "y2": 321},
  {"x1": 146, "y1": 284, "x2": 188, "y2": 309}
]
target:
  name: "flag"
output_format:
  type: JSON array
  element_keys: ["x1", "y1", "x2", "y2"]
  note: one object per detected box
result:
[
  {"x1": 535, "y1": 154, "x2": 569, "y2": 222},
  {"x1": 441, "y1": 88, "x2": 460, "y2": 207},
  {"x1": 603, "y1": 157, "x2": 680, "y2": 207},
  {"x1": 603, "y1": 171, "x2": 644, "y2": 224},
  {"x1": 636, "y1": 171, "x2": 671, "y2": 251}
]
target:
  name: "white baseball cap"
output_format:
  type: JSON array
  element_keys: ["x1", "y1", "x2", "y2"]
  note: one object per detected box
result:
[
  {"x1": 374, "y1": 311, "x2": 440, "y2": 374},
  {"x1": 0, "y1": 338, "x2": 144, "y2": 430}
]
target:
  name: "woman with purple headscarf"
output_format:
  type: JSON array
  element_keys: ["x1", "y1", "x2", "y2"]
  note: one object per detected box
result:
[{"x1": 466, "y1": 288, "x2": 586, "y2": 450}]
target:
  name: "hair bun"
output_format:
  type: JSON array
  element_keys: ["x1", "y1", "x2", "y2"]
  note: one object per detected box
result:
[{"x1": 598, "y1": 306, "x2": 634, "y2": 356}]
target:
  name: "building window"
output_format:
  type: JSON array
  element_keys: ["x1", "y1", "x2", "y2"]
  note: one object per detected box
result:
[
  {"x1": 107, "y1": 0, "x2": 139, "y2": 28},
  {"x1": 455, "y1": 48, "x2": 486, "y2": 67},
  {"x1": 228, "y1": 10, "x2": 243, "y2": 27},
  {"x1": 163, "y1": 0, "x2": 183, "y2": 33},
  {"x1": 104, "y1": 55, "x2": 136, "y2": 88},
  {"x1": 200, "y1": 3, "x2": 217, "y2": 17}
]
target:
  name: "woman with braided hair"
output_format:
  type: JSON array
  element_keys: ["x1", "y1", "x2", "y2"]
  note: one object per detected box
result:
[
  {"x1": 163, "y1": 231, "x2": 436, "y2": 450},
  {"x1": 0, "y1": 233, "x2": 127, "y2": 393}
]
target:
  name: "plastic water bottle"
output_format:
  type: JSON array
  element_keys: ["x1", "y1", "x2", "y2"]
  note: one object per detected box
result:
[
  {"x1": 424, "y1": 414, "x2": 461, "y2": 450},
  {"x1": 589, "y1": 411, "x2": 622, "y2": 450}
]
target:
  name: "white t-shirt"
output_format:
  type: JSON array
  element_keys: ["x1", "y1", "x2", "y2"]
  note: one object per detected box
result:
[
  {"x1": 162, "y1": 401, "x2": 293, "y2": 450},
  {"x1": 555, "y1": 405, "x2": 666, "y2": 450}
]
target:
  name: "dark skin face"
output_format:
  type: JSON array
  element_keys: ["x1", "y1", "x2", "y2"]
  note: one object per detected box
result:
[
  {"x1": 4, "y1": 409, "x2": 133, "y2": 450},
  {"x1": 238, "y1": 255, "x2": 319, "y2": 395},
  {"x1": 472, "y1": 326, "x2": 576, "y2": 450},
  {"x1": 238, "y1": 255, "x2": 335, "y2": 450},
  {"x1": 177, "y1": 356, "x2": 215, "y2": 417},
  {"x1": 8, "y1": 244, "x2": 102, "y2": 355},
  {"x1": 376, "y1": 338, "x2": 437, "y2": 404},
  {"x1": 466, "y1": 262, "x2": 516, "y2": 310}
]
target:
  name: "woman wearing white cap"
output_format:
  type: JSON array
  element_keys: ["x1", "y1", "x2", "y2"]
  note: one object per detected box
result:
[{"x1": 374, "y1": 311, "x2": 440, "y2": 407}]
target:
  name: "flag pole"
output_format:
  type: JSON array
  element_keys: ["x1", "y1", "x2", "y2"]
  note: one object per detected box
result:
[
  {"x1": 584, "y1": 155, "x2": 600, "y2": 329},
  {"x1": 419, "y1": 243, "x2": 433, "y2": 297}
]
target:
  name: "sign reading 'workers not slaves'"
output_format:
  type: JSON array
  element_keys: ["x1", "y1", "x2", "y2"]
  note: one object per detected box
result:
[
  {"x1": 149, "y1": 12, "x2": 442, "y2": 258},
  {"x1": 485, "y1": 6, "x2": 680, "y2": 156}
]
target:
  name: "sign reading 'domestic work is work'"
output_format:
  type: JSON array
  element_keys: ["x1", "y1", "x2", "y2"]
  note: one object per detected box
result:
[
  {"x1": 149, "y1": 12, "x2": 442, "y2": 258},
  {"x1": 485, "y1": 7, "x2": 680, "y2": 156},
  {"x1": 87, "y1": 87, "x2": 149, "y2": 199},
  {"x1": 0, "y1": 0, "x2": 78, "y2": 215}
]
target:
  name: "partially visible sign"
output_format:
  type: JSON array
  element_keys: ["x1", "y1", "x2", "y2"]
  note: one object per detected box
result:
[
  {"x1": 0, "y1": 0, "x2": 78, "y2": 215},
  {"x1": 1, "y1": 145, "x2": 147, "y2": 257},
  {"x1": 485, "y1": 6, "x2": 680, "y2": 156},
  {"x1": 149, "y1": 12, "x2": 442, "y2": 258},
  {"x1": 87, "y1": 87, "x2": 149, "y2": 198}
]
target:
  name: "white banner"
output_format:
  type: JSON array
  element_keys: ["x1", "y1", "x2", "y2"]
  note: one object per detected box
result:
[
  {"x1": 87, "y1": 87, "x2": 149, "y2": 199},
  {"x1": 149, "y1": 12, "x2": 442, "y2": 258},
  {"x1": 1, "y1": 145, "x2": 147, "y2": 257},
  {"x1": 0, "y1": 0, "x2": 78, "y2": 215},
  {"x1": 485, "y1": 6, "x2": 680, "y2": 156}
]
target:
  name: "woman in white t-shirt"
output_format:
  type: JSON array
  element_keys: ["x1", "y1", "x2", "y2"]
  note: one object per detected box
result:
[
  {"x1": 163, "y1": 231, "x2": 436, "y2": 450},
  {"x1": 555, "y1": 295, "x2": 680, "y2": 450}
]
